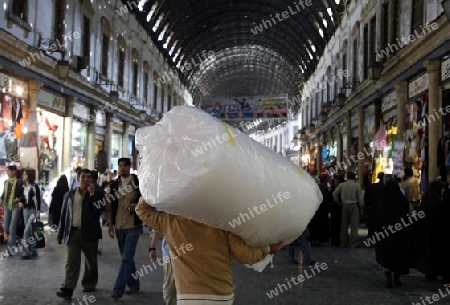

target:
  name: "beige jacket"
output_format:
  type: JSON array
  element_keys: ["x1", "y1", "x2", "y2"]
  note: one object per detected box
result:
[{"x1": 135, "y1": 197, "x2": 269, "y2": 301}]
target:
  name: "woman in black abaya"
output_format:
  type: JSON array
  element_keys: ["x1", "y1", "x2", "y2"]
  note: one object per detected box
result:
[{"x1": 374, "y1": 179, "x2": 412, "y2": 288}]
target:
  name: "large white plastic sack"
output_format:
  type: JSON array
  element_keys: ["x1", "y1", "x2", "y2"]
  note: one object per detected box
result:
[{"x1": 136, "y1": 106, "x2": 322, "y2": 247}]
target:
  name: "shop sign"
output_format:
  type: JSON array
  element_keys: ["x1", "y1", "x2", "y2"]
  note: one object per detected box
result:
[
  {"x1": 382, "y1": 91, "x2": 397, "y2": 112},
  {"x1": 408, "y1": 74, "x2": 429, "y2": 98},
  {"x1": 95, "y1": 109, "x2": 106, "y2": 127},
  {"x1": 95, "y1": 126, "x2": 106, "y2": 136},
  {"x1": 73, "y1": 102, "x2": 90, "y2": 120},
  {"x1": 0, "y1": 73, "x2": 29, "y2": 98},
  {"x1": 113, "y1": 119, "x2": 124, "y2": 132},
  {"x1": 37, "y1": 90, "x2": 66, "y2": 115},
  {"x1": 383, "y1": 108, "x2": 397, "y2": 122},
  {"x1": 442, "y1": 57, "x2": 450, "y2": 82}
]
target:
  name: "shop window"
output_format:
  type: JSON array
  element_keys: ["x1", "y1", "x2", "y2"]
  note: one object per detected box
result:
[
  {"x1": 38, "y1": 109, "x2": 64, "y2": 186},
  {"x1": 71, "y1": 121, "x2": 87, "y2": 169},
  {"x1": 110, "y1": 134, "x2": 122, "y2": 171}
]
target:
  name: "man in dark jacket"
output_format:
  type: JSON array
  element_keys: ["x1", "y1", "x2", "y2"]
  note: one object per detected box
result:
[
  {"x1": 56, "y1": 169, "x2": 105, "y2": 300},
  {"x1": 108, "y1": 158, "x2": 142, "y2": 300}
]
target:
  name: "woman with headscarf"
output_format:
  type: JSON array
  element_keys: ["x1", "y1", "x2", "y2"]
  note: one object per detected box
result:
[
  {"x1": 330, "y1": 175, "x2": 344, "y2": 247},
  {"x1": 422, "y1": 179, "x2": 445, "y2": 281},
  {"x1": 309, "y1": 175, "x2": 331, "y2": 246},
  {"x1": 441, "y1": 174, "x2": 450, "y2": 287},
  {"x1": 374, "y1": 179, "x2": 412, "y2": 288},
  {"x1": 49, "y1": 175, "x2": 69, "y2": 229}
]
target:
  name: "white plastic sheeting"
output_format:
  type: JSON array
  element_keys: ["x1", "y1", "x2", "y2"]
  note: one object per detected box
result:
[{"x1": 136, "y1": 106, "x2": 322, "y2": 247}]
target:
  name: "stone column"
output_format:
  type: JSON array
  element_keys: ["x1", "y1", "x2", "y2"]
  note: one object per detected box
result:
[
  {"x1": 425, "y1": 59, "x2": 442, "y2": 182},
  {"x1": 122, "y1": 121, "x2": 131, "y2": 158},
  {"x1": 86, "y1": 106, "x2": 96, "y2": 169},
  {"x1": 28, "y1": 81, "x2": 41, "y2": 111},
  {"x1": 62, "y1": 97, "x2": 75, "y2": 179},
  {"x1": 394, "y1": 81, "x2": 408, "y2": 136},
  {"x1": 337, "y1": 126, "x2": 343, "y2": 164},
  {"x1": 316, "y1": 134, "x2": 322, "y2": 174},
  {"x1": 105, "y1": 113, "x2": 114, "y2": 171},
  {"x1": 358, "y1": 107, "x2": 365, "y2": 185}
]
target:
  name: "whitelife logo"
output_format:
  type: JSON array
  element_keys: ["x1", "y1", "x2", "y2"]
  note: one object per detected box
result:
[
  {"x1": 363, "y1": 211, "x2": 425, "y2": 247},
  {"x1": 266, "y1": 262, "x2": 328, "y2": 299},
  {"x1": 376, "y1": 23, "x2": 439, "y2": 60},
  {"x1": 250, "y1": 0, "x2": 313, "y2": 35},
  {"x1": 228, "y1": 192, "x2": 291, "y2": 228},
  {"x1": 131, "y1": 243, "x2": 193, "y2": 280}
]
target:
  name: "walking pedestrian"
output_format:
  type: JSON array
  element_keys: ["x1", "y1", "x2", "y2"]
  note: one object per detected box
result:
[
  {"x1": 333, "y1": 171, "x2": 363, "y2": 248},
  {"x1": 56, "y1": 169, "x2": 105, "y2": 300},
  {"x1": 150, "y1": 230, "x2": 177, "y2": 305},
  {"x1": 374, "y1": 179, "x2": 412, "y2": 288},
  {"x1": 49, "y1": 175, "x2": 69, "y2": 230},
  {"x1": 108, "y1": 158, "x2": 142, "y2": 301},
  {"x1": 18, "y1": 168, "x2": 41, "y2": 259},
  {"x1": 136, "y1": 198, "x2": 283, "y2": 305},
  {"x1": 0, "y1": 165, "x2": 22, "y2": 256}
]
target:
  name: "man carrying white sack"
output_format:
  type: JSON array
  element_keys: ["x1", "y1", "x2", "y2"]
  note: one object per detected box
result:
[{"x1": 135, "y1": 197, "x2": 283, "y2": 305}]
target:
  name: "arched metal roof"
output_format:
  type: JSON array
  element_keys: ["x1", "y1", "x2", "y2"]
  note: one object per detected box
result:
[{"x1": 125, "y1": 0, "x2": 344, "y2": 104}]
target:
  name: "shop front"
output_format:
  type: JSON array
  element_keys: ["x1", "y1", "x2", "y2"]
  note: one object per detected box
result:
[
  {"x1": 95, "y1": 109, "x2": 107, "y2": 173},
  {"x1": 127, "y1": 125, "x2": 137, "y2": 171},
  {"x1": 0, "y1": 73, "x2": 28, "y2": 189},
  {"x1": 111, "y1": 119, "x2": 124, "y2": 171},
  {"x1": 439, "y1": 56, "x2": 450, "y2": 180},
  {"x1": 36, "y1": 89, "x2": 66, "y2": 187},
  {"x1": 406, "y1": 74, "x2": 429, "y2": 191},
  {"x1": 372, "y1": 91, "x2": 397, "y2": 181},
  {"x1": 71, "y1": 102, "x2": 90, "y2": 169}
]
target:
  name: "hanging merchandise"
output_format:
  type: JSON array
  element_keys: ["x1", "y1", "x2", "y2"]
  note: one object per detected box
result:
[
  {"x1": 393, "y1": 140, "x2": 406, "y2": 177},
  {"x1": 37, "y1": 109, "x2": 63, "y2": 186},
  {"x1": 373, "y1": 124, "x2": 387, "y2": 150},
  {"x1": 21, "y1": 110, "x2": 39, "y2": 147}
]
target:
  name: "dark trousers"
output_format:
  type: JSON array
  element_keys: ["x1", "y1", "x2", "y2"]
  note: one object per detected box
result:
[{"x1": 61, "y1": 228, "x2": 99, "y2": 291}]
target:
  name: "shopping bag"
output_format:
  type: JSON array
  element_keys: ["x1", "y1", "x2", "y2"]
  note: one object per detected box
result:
[{"x1": 32, "y1": 220, "x2": 45, "y2": 248}]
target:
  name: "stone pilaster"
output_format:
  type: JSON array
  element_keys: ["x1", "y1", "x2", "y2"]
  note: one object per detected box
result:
[
  {"x1": 424, "y1": 59, "x2": 442, "y2": 182},
  {"x1": 86, "y1": 106, "x2": 96, "y2": 170},
  {"x1": 358, "y1": 107, "x2": 365, "y2": 185},
  {"x1": 105, "y1": 113, "x2": 114, "y2": 171},
  {"x1": 62, "y1": 97, "x2": 75, "y2": 179}
]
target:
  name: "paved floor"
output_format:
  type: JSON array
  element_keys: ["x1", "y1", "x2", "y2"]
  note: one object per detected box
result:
[{"x1": 0, "y1": 225, "x2": 448, "y2": 305}]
